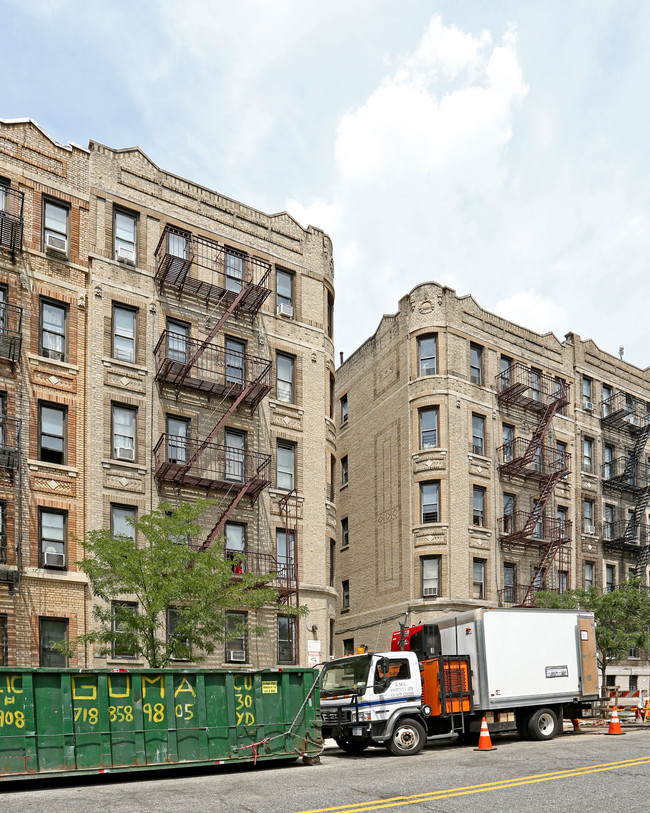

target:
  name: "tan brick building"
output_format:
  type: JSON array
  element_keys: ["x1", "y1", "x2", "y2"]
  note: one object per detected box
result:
[
  {"x1": 334, "y1": 281, "x2": 650, "y2": 690},
  {"x1": 0, "y1": 118, "x2": 336, "y2": 669}
]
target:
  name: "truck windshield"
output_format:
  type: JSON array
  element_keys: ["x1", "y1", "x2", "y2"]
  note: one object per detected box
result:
[{"x1": 320, "y1": 655, "x2": 371, "y2": 696}]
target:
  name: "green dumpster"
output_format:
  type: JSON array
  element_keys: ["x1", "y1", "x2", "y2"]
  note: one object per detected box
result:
[{"x1": 0, "y1": 666, "x2": 321, "y2": 780}]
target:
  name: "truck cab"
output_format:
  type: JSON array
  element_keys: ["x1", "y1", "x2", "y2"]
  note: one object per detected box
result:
[{"x1": 320, "y1": 651, "x2": 427, "y2": 755}]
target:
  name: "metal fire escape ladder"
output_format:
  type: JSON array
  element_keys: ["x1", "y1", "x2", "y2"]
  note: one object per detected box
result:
[
  {"x1": 628, "y1": 423, "x2": 650, "y2": 577},
  {"x1": 200, "y1": 482, "x2": 255, "y2": 550}
]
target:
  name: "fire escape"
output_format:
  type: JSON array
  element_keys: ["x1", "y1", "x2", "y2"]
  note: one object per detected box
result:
[
  {"x1": 496, "y1": 363, "x2": 571, "y2": 607},
  {"x1": 152, "y1": 225, "x2": 296, "y2": 597},
  {"x1": 0, "y1": 185, "x2": 24, "y2": 590},
  {"x1": 600, "y1": 392, "x2": 650, "y2": 577}
]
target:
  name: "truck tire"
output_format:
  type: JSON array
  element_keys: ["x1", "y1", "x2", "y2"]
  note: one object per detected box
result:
[
  {"x1": 527, "y1": 708, "x2": 558, "y2": 741},
  {"x1": 516, "y1": 710, "x2": 531, "y2": 740},
  {"x1": 387, "y1": 719, "x2": 426, "y2": 756},
  {"x1": 335, "y1": 738, "x2": 369, "y2": 754}
]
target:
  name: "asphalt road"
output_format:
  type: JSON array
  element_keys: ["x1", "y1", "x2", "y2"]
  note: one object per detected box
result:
[{"x1": 2, "y1": 728, "x2": 649, "y2": 813}]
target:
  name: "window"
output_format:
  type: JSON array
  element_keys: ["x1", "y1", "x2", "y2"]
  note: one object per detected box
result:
[
  {"x1": 554, "y1": 377, "x2": 566, "y2": 413},
  {"x1": 114, "y1": 210, "x2": 137, "y2": 262},
  {"x1": 533, "y1": 444, "x2": 543, "y2": 473},
  {"x1": 605, "y1": 564, "x2": 616, "y2": 593},
  {"x1": 582, "y1": 438, "x2": 594, "y2": 472},
  {"x1": 602, "y1": 384, "x2": 613, "y2": 417},
  {"x1": 422, "y1": 556, "x2": 440, "y2": 597},
  {"x1": 111, "y1": 504, "x2": 136, "y2": 541},
  {"x1": 500, "y1": 355, "x2": 512, "y2": 388},
  {"x1": 603, "y1": 444, "x2": 614, "y2": 480},
  {"x1": 329, "y1": 372, "x2": 335, "y2": 420},
  {"x1": 167, "y1": 415, "x2": 189, "y2": 464},
  {"x1": 340, "y1": 393, "x2": 348, "y2": 424},
  {"x1": 0, "y1": 501, "x2": 5, "y2": 565},
  {"x1": 225, "y1": 430, "x2": 246, "y2": 482},
  {"x1": 276, "y1": 528, "x2": 295, "y2": 580},
  {"x1": 557, "y1": 505, "x2": 568, "y2": 534},
  {"x1": 225, "y1": 611, "x2": 248, "y2": 663},
  {"x1": 583, "y1": 437, "x2": 594, "y2": 473},
  {"x1": 472, "y1": 414, "x2": 485, "y2": 456},
  {"x1": 112, "y1": 305, "x2": 137, "y2": 363},
  {"x1": 277, "y1": 441, "x2": 295, "y2": 490},
  {"x1": 556, "y1": 440, "x2": 567, "y2": 470},
  {"x1": 343, "y1": 638, "x2": 354, "y2": 656},
  {"x1": 39, "y1": 403, "x2": 66, "y2": 465},
  {"x1": 40, "y1": 299, "x2": 67, "y2": 361},
  {"x1": 582, "y1": 376, "x2": 593, "y2": 408},
  {"x1": 169, "y1": 230, "x2": 188, "y2": 259},
  {"x1": 225, "y1": 250, "x2": 244, "y2": 292},
  {"x1": 558, "y1": 570, "x2": 568, "y2": 593},
  {"x1": 603, "y1": 505, "x2": 615, "y2": 539},
  {"x1": 329, "y1": 454, "x2": 335, "y2": 501},
  {"x1": 112, "y1": 404, "x2": 137, "y2": 461},
  {"x1": 112, "y1": 601, "x2": 138, "y2": 659},
  {"x1": 43, "y1": 199, "x2": 69, "y2": 254},
  {"x1": 225, "y1": 337, "x2": 246, "y2": 385},
  {"x1": 225, "y1": 521, "x2": 246, "y2": 572},
  {"x1": 629, "y1": 650, "x2": 640, "y2": 663},
  {"x1": 39, "y1": 509, "x2": 66, "y2": 569},
  {"x1": 502, "y1": 424, "x2": 514, "y2": 462},
  {"x1": 0, "y1": 285, "x2": 7, "y2": 334},
  {"x1": 167, "y1": 319, "x2": 189, "y2": 363},
  {"x1": 530, "y1": 368, "x2": 542, "y2": 402},
  {"x1": 329, "y1": 540, "x2": 335, "y2": 587},
  {"x1": 532, "y1": 499, "x2": 543, "y2": 539},
  {"x1": 277, "y1": 615, "x2": 296, "y2": 664},
  {"x1": 39, "y1": 618, "x2": 68, "y2": 667},
  {"x1": 419, "y1": 407, "x2": 438, "y2": 449},
  {"x1": 470, "y1": 344, "x2": 483, "y2": 385},
  {"x1": 0, "y1": 614, "x2": 6, "y2": 666},
  {"x1": 472, "y1": 486, "x2": 485, "y2": 527},
  {"x1": 276, "y1": 353, "x2": 295, "y2": 403},
  {"x1": 340, "y1": 454, "x2": 348, "y2": 486},
  {"x1": 583, "y1": 500, "x2": 595, "y2": 534},
  {"x1": 341, "y1": 516, "x2": 349, "y2": 547},
  {"x1": 421, "y1": 481, "x2": 440, "y2": 523},
  {"x1": 629, "y1": 674, "x2": 639, "y2": 691},
  {"x1": 503, "y1": 563, "x2": 516, "y2": 603},
  {"x1": 473, "y1": 559, "x2": 486, "y2": 600},
  {"x1": 503, "y1": 493, "x2": 515, "y2": 534},
  {"x1": 276, "y1": 268, "x2": 294, "y2": 315},
  {"x1": 604, "y1": 673, "x2": 617, "y2": 687},
  {"x1": 327, "y1": 290, "x2": 334, "y2": 338},
  {"x1": 584, "y1": 561, "x2": 595, "y2": 589},
  {"x1": 342, "y1": 580, "x2": 350, "y2": 609},
  {"x1": 167, "y1": 607, "x2": 191, "y2": 661},
  {"x1": 418, "y1": 335, "x2": 437, "y2": 376}
]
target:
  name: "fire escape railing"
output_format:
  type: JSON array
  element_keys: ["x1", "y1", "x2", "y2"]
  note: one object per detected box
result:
[
  {"x1": 0, "y1": 303, "x2": 22, "y2": 363},
  {"x1": 225, "y1": 549, "x2": 298, "y2": 595},
  {"x1": 499, "y1": 511, "x2": 572, "y2": 546},
  {"x1": 154, "y1": 224, "x2": 271, "y2": 316},
  {"x1": 496, "y1": 363, "x2": 571, "y2": 607},
  {"x1": 602, "y1": 519, "x2": 650, "y2": 552},
  {"x1": 154, "y1": 330, "x2": 271, "y2": 406},
  {"x1": 0, "y1": 417, "x2": 20, "y2": 470},
  {"x1": 0, "y1": 188, "x2": 24, "y2": 256},
  {"x1": 600, "y1": 391, "x2": 650, "y2": 577}
]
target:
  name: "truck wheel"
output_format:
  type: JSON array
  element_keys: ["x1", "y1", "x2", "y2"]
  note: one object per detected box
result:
[
  {"x1": 388, "y1": 719, "x2": 426, "y2": 756},
  {"x1": 527, "y1": 708, "x2": 558, "y2": 741},
  {"x1": 516, "y1": 710, "x2": 531, "y2": 740},
  {"x1": 335, "y1": 738, "x2": 369, "y2": 754}
]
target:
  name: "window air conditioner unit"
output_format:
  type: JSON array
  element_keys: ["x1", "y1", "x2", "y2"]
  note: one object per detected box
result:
[
  {"x1": 585, "y1": 402, "x2": 594, "y2": 411},
  {"x1": 423, "y1": 587, "x2": 438, "y2": 597},
  {"x1": 584, "y1": 524, "x2": 596, "y2": 535},
  {"x1": 117, "y1": 246, "x2": 136, "y2": 264},
  {"x1": 229, "y1": 650, "x2": 246, "y2": 662},
  {"x1": 44, "y1": 551, "x2": 66, "y2": 568},
  {"x1": 115, "y1": 446, "x2": 135, "y2": 461},
  {"x1": 276, "y1": 303, "x2": 293, "y2": 318},
  {"x1": 45, "y1": 233, "x2": 67, "y2": 254}
]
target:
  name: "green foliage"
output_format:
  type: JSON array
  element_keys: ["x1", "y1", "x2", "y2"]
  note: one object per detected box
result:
[
  {"x1": 63, "y1": 500, "x2": 302, "y2": 668},
  {"x1": 535, "y1": 577, "x2": 650, "y2": 679}
]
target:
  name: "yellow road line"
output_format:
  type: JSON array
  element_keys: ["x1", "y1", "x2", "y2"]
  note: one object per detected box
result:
[{"x1": 296, "y1": 755, "x2": 650, "y2": 813}]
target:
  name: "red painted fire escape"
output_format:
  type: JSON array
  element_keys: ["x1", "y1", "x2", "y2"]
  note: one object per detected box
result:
[
  {"x1": 153, "y1": 225, "x2": 272, "y2": 548},
  {"x1": 496, "y1": 363, "x2": 572, "y2": 607}
]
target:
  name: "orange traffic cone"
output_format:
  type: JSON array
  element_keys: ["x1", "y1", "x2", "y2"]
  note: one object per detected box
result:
[
  {"x1": 474, "y1": 717, "x2": 497, "y2": 751},
  {"x1": 605, "y1": 706, "x2": 625, "y2": 736}
]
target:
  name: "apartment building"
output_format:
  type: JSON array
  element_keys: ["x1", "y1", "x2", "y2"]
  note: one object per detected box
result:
[
  {"x1": 334, "y1": 281, "x2": 650, "y2": 689},
  {"x1": 0, "y1": 118, "x2": 336, "y2": 669},
  {"x1": 0, "y1": 119, "x2": 89, "y2": 668}
]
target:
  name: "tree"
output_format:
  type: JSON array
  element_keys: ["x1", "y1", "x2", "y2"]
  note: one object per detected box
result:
[
  {"x1": 535, "y1": 577, "x2": 650, "y2": 683},
  {"x1": 64, "y1": 500, "x2": 301, "y2": 668}
]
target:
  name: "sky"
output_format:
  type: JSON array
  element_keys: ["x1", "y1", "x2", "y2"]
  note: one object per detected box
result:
[{"x1": 2, "y1": 0, "x2": 649, "y2": 368}]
